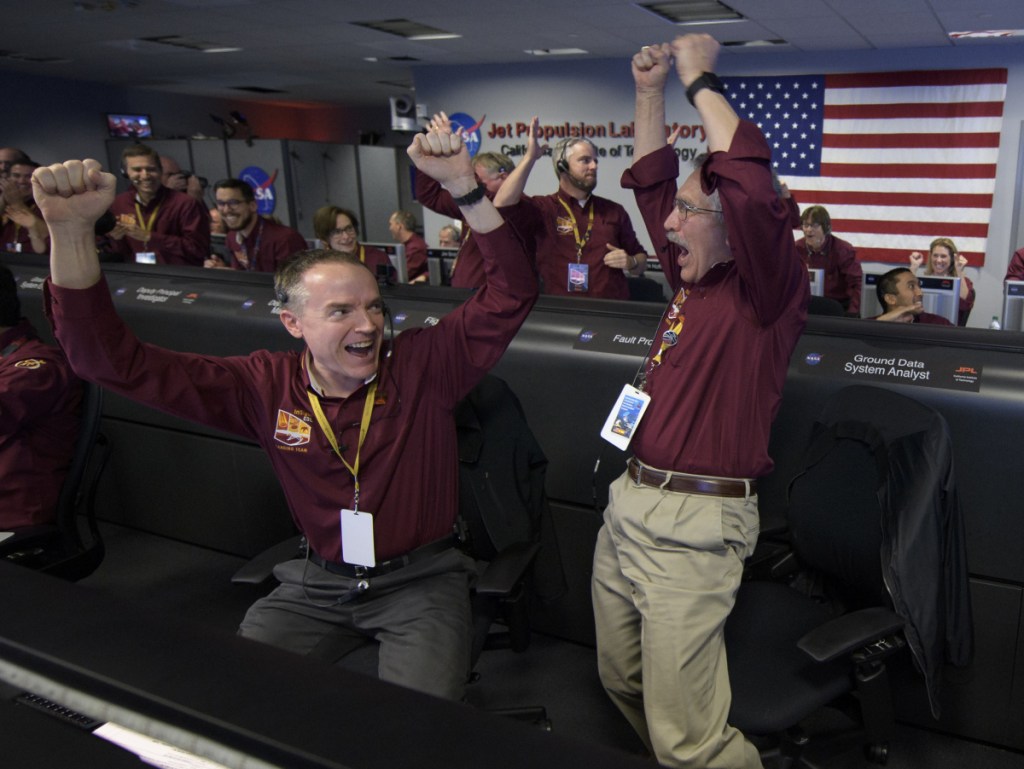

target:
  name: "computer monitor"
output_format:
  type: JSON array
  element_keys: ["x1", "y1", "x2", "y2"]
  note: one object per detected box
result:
[
  {"x1": 426, "y1": 248, "x2": 458, "y2": 287},
  {"x1": 807, "y1": 268, "x2": 824, "y2": 297},
  {"x1": 106, "y1": 113, "x2": 152, "y2": 139},
  {"x1": 1001, "y1": 280, "x2": 1024, "y2": 331},
  {"x1": 860, "y1": 273, "x2": 960, "y2": 324},
  {"x1": 362, "y1": 242, "x2": 408, "y2": 284}
]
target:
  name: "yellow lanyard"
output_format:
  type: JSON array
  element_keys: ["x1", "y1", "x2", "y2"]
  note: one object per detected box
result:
[
  {"x1": 134, "y1": 202, "x2": 160, "y2": 233},
  {"x1": 557, "y1": 197, "x2": 594, "y2": 263},
  {"x1": 308, "y1": 379, "x2": 377, "y2": 511}
]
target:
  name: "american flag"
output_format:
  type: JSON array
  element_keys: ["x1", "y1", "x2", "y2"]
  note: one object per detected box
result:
[{"x1": 721, "y1": 69, "x2": 1007, "y2": 265}]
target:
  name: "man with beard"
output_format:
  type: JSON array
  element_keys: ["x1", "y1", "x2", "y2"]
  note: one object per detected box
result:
[
  {"x1": 495, "y1": 121, "x2": 648, "y2": 299},
  {"x1": 105, "y1": 144, "x2": 210, "y2": 266},
  {"x1": 205, "y1": 178, "x2": 307, "y2": 272}
]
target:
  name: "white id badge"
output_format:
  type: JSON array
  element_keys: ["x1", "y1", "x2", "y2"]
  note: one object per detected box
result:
[
  {"x1": 340, "y1": 509, "x2": 376, "y2": 567},
  {"x1": 136, "y1": 251, "x2": 157, "y2": 265},
  {"x1": 600, "y1": 384, "x2": 652, "y2": 450}
]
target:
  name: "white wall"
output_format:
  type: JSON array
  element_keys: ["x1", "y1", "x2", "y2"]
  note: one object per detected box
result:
[{"x1": 415, "y1": 43, "x2": 1024, "y2": 327}]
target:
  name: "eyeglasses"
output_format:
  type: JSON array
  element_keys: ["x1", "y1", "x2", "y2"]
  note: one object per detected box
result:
[
  {"x1": 215, "y1": 199, "x2": 247, "y2": 209},
  {"x1": 674, "y1": 199, "x2": 722, "y2": 220},
  {"x1": 329, "y1": 226, "x2": 357, "y2": 237}
]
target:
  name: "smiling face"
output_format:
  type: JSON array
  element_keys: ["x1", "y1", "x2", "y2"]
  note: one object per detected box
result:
[
  {"x1": 124, "y1": 154, "x2": 162, "y2": 201},
  {"x1": 329, "y1": 212, "x2": 358, "y2": 254},
  {"x1": 279, "y1": 261, "x2": 385, "y2": 398},
  {"x1": 8, "y1": 163, "x2": 34, "y2": 201},
  {"x1": 663, "y1": 170, "x2": 730, "y2": 284},
  {"x1": 215, "y1": 187, "x2": 257, "y2": 233},
  {"x1": 801, "y1": 220, "x2": 826, "y2": 251},
  {"x1": 929, "y1": 245, "x2": 953, "y2": 276},
  {"x1": 561, "y1": 141, "x2": 598, "y2": 195},
  {"x1": 885, "y1": 271, "x2": 923, "y2": 313}
]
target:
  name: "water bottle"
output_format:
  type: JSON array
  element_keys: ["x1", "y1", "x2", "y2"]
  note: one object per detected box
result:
[{"x1": 989, "y1": 315, "x2": 1002, "y2": 330}]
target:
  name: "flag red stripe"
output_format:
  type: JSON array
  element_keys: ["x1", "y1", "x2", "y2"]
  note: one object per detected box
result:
[
  {"x1": 824, "y1": 102, "x2": 1004, "y2": 119},
  {"x1": 822, "y1": 132, "x2": 1000, "y2": 149},
  {"x1": 835, "y1": 219, "x2": 989, "y2": 238},
  {"x1": 826, "y1": 69, "x2": 1007, "y2": 89},
  {"x1": 787, "y1": 190, "x2": 993, "y2": 208},
  {"x1": 820, "y1": 163, "x2": 997, "y2": 179}
]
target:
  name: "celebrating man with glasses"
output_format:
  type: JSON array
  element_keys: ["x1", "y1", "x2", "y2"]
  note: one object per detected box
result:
[
  {"x1": 591, "y1": 35, "x2": 809, "y2": 769},
  {"x1": 205, "y1": 178, "x2": 307, "y2": 272},
  {"x1": 105, "y1": 144, "x2": 210, "y2": 266}
]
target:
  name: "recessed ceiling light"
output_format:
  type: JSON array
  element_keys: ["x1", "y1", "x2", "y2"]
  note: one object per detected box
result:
[
  {"x1": 950, "y1": 29, "x2": 1024, "y2": 39},
  {"x1": 637, "y1": 1, "x2": 743, "y2": 25},
  {"x1": 353, "y1": 19, "x2": 461, "y2": 40},
  {"x1": 524, "y1": 48, "x2": 588, "y2": 56}
]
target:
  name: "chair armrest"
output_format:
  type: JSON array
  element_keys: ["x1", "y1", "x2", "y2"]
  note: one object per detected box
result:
[
  {"x1": 798, "y1": 606, "x2": 905, "y2": 663},
  {"x1": 232, "y1": 535, "x2": 304, "y2": 585},
  {"x1": 475, "y1": 540, "x2": 540, "y2": 597}
]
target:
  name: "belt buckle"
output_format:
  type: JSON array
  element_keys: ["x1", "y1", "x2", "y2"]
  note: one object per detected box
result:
[{"x1": 354, "y1": 565, "x2": 369, "y2": 578}]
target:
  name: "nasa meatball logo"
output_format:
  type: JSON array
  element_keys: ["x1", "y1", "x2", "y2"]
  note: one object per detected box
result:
[
  {"x1": 239, "y1": 166, "x2": 279, "y2": 216},
  {"x1": 805, "y1": 352, "x2": 823, "y2": 366},
  {"x1": 447, "y1": 113, "x2": 485, "y2": 157},
  {"x1": 393, "y1": 312, "x2": 408, "y2": 325},
  {"x1": 578, "y1": 330, "x2": 596, "y2": 343}
]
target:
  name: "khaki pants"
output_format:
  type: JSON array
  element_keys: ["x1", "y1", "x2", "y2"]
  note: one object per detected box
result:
[{"x1": 592, "y1": 471, "x2": 762, "y2": 769}]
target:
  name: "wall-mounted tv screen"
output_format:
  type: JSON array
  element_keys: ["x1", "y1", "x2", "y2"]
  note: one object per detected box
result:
[{"x1": 107, "y1": 113, "x2": 152, "y2": 139}]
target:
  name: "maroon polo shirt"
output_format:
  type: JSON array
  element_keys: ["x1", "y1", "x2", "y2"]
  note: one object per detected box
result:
[
  {"x1": 225, "y1": 218, "x2": 308, "y2": 272},
  {"x1": 795, "y1": 233, "x2": 862, "y2": 314},
  {"x1": 519, "y1": 190, "x2": 645, "y2": 299},
  {"x1": 45, "y1": 223, "x2": 537, "y2": 562},
  {"x1": 416, "y1": 172, "x2": 485, "y2": 289},
  {"x1": 620, "y1": 122, "x2": 809, "y2": 479},
  {"x1": 106, "y1": 186, "x2": 211, "y2": 266},
  {"x1": 402, "y1": 232, "x2": 429, "y2": 282},
  {"x1": 1, "y1": 319, "x2": 83, "y2": 529}
]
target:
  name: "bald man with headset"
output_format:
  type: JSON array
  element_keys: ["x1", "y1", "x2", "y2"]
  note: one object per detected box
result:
[
  {"x1": 34, "y1": 123, "x2": 538, "y2": 701},
  {"x1": 496, "y1": 117, "x2": 649, "y2": 299}
]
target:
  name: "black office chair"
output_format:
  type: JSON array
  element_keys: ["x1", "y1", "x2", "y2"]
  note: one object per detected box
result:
[
  {"x1": 1, "y1": 381, "x2": 110, "y2": 581},
  {"x1": 725, "y1": 385, "x2": 972, "y2": 768},
  {"x1": 233, "y1": 376, "x2": 561, "y2": 724}
]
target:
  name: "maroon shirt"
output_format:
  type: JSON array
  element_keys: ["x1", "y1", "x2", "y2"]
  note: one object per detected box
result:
[
  {"x1": 519, "y1": 190, "x2": 645, "y2": 299},
  {"x1": 795, "y1": 233, "x2": 862, "y2": 314},
  {"x1": 225, "y1": 218, "x2": 308, "y2": 272},
  {"x1": 415, "y1": 173, "x2": 485, "y2": 289},
  {"x1": 1, "y1": 319, "x2": 82, "y2": 529},
  {"x1": 106, "y1": 186, "x2": 211, "y2": 266},
  {"x1": 620, "y1": 123, "x2": 809, "y2": 479},
  {"x1": 1006, "y1": 248, "x2": 1024, "y2": 281},
  {"x1": 354, "y1": 244, "x2": 395, "y2": 283},
  {"x1": 45, "y1": 224, "x2": 537, "y2": 562},
  {"x1": 402, "y1": 232, "x2": 429, "y2": 282}
]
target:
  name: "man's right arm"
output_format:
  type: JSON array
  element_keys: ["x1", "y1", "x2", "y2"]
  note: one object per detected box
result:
[{"x1": 631, "y1": 43, "x2": 674, "y2": 164}]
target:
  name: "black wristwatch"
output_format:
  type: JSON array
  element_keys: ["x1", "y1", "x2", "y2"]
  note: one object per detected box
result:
[
  {"x1": 451, "y1": 183, "x2": 486, "y2": 207},
  {"x1": 686, "y1": 72, "x2": 725, "y2": 107}
]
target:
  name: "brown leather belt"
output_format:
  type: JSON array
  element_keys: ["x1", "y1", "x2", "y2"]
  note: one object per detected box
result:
[{"x1": 627, "y1": 457, "x2": 755, "y2": 498}]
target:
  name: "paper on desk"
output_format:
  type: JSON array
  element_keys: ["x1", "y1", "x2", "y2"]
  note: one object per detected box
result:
[{"x1": 94, "y1": 722, "x2": 233, "y2": 769}]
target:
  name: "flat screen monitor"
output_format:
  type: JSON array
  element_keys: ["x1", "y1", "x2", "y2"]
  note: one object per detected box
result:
[
  {"x1": 808, "y1": 268, "x2": 825, "y2": 297},
  {"x1": 1001, "y1": 280, "x2": 1024, "y2": 331},
  {"x1": 106, "y1": 113, "x2": 152, "y2": 139},
  {"x1": 426, "y1": 247, "x2": 458, "y2": 286},
  {"x1": 860, "y1": 273, "x2": 960, "y2": 324},
  {"x1": 363, "y1": 242, "x2": 408, "y2": 284}
]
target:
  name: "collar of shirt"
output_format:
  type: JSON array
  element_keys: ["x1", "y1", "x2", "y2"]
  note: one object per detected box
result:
[{"x1": 302, "y1": 349, "x2": 378, "y2": 398}]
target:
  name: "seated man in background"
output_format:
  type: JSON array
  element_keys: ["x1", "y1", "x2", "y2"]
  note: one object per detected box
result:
[
  {"x1": 873, "y1": 267, "x2": 952, "y2": 325},
  {"x1": 205, "y1": 178, "x2": 307, "y2": 272},
  {"x1": 387, "y1": 209, "x2": 428, "y2": 283},
  {"x1": 160, "y1": 155, "x2": 207, "y2": 206},
  {"x1": 796, "y1": 204, "x2": 861, "y2": 316},
  {"x1": 104, "y1": 144, "x2": 210, "y2": 266},
  {"x1": 1005, "y1": 245, "x2": 1024, "y2": 282},
  {"x1": 1, "y1": 159, "x2": 49, "y2": 254},
  {"x1": 0, "y1": 262, "x2": 82, "y2": 531},
  {"x1": 34, "y1": 121, "x2": 538, "y2": 701},
  {"x1": 437, "y1": 224, "x2": 460, "y2": 249}
]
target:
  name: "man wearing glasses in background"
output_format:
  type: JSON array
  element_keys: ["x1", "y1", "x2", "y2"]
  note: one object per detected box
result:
[
  {"x1": 204, "y1": 178, "x2": 306, "y2": 272},
  {"x1": 591, "y1": 34, "x2": 808, "y2": 769}
]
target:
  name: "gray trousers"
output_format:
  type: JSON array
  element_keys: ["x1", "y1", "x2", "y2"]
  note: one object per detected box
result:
[{"x1": 239, "y1": 547, "x2": 476, "y2": 701}]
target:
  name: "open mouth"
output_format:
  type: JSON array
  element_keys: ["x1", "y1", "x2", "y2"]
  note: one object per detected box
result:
[{"x1": 346, "y1": 340, "x2": 375, "y2": 358}]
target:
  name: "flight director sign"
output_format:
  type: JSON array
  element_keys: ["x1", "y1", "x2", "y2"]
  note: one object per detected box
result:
[{"x1": 240, "y1": 166, "x2": 279, "y2": 216}]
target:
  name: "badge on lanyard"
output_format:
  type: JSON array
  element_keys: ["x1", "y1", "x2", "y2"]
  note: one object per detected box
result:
[
  {"x1": 341, "y1": 509, "x2": 376, "y2": 567},
  {"x1": 568, "y1": 262, "x2": 590, "y2": 292},
  {"x1": 600, "y1": 384, "x2": 652, "y2": 450}
]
